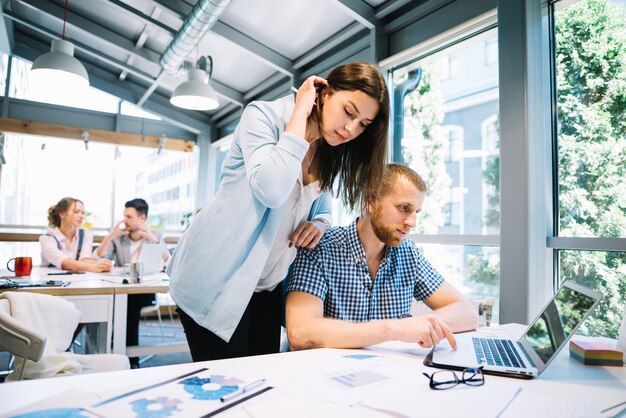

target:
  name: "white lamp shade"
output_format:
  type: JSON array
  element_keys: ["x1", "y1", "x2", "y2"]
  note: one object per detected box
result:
[
  {"x1": 31, "y1": 39, "x2": 89, "y2": 88},
  {"x1": 170, "y1": 68, "x2": 219, "y2": 111}
]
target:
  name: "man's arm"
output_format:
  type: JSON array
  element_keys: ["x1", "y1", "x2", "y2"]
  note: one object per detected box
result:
[
  {"x1": 96, "y1": 221, "x2": 127, "y2": 258},
  {"x1": 286, "y1": 291, "x2": 456, "y2": 350},
  {"x1": 422, "y1": 281, "x2": 479, "y2": 332}
]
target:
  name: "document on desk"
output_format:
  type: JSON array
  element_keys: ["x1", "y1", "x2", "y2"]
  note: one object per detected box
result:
[
  {"x1": 89, "y1": 368, "x2": 272, "y2": 417},
  {"x1": 360, "y1": 378, "x2": 521, "y2": 418},
  {"x1": 283, "y1": 350, "x2": 418, "y2": 407},
  {"x1": 497, "y1": 390, "x2": 602, "y2": 418},
  {"x1": 3, "y1": 389, "x2": 103, "y2": 418}
]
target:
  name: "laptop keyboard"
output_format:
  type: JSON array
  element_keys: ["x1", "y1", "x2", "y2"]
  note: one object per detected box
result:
[{"x1": 472, "y1": 337, "x2": 527, "y2": 368}]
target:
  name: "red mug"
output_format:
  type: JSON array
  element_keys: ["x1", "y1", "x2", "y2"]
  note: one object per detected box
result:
[{"x1": 7, "y1": 257, "x2": 33, "y2": 277}]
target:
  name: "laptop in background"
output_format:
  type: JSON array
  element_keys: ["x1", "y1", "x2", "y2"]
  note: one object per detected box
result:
[
  {"x1": 137, "y1": 242, "x2": 167, "y2": 274},
  {"x1": 430, "y1": 281, "x2": 602, "y2": 378}
]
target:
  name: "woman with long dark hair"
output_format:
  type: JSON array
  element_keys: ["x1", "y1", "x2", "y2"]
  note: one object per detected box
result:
[{"x1": 168, "y1": 62, "x2": 390, "y2": 361}]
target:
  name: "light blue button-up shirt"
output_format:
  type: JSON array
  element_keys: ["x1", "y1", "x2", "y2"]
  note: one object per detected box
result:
[{"x1": 167, "y1": 95, "x2": 332, "y2": 342}]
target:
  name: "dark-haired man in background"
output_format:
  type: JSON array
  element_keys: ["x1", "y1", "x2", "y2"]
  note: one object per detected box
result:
[{"x1": 97, "y1": 198, "x2": 167, "y2": 367}]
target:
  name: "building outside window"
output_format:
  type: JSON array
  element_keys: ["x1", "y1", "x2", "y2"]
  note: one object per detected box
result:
[{"x1": 388, "y1": 28, "x2": 500, "y2": 320}]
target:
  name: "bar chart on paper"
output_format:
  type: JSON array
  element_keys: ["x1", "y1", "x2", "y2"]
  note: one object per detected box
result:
[{"x1": 332, "y1": 370, "x2": 389, "y2": 388}]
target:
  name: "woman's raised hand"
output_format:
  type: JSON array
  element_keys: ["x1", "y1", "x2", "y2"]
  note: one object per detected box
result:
[{"x1": 293, "y1": 76, "x2": 328, "y2": 118}]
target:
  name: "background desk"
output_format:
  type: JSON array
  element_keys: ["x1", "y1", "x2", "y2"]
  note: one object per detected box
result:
[
  {"x1": 0, "y1": 268, "x2": 184, "y2": 357},
  {"x1": 0, "y1": 324, "x2": 623, "y2": 417}
]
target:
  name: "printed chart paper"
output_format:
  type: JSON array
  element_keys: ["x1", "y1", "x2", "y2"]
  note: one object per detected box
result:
[
  {"x1": 284, "y1": 351, "x2": 418, "y2": 407},
  {"x1": 90, "y1": 368, "x2": 272, "y2": 418}
]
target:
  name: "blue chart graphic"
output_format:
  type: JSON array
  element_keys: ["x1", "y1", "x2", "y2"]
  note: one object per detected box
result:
[
  {"x1": 10, "y1": 408, "x2": 90, "y2": 418},
  {"x1": 130, "y1": 396, "x2": 182, "y2": 418},
  {"x1": 342, "y1": 354, "x2": 378, "y2": 360},
  {"x1": 180, "y1": 375, "x2": 244, "y2": 400}
]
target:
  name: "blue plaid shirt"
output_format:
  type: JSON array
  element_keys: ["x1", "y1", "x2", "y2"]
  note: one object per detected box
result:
[{"x1": 286, "y1": 220, "x2": 445, "y2": 321}]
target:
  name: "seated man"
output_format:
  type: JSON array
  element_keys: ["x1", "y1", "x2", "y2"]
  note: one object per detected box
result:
[
  {"x1": 286, "y1": 164, "x2": 478, "y2": 350},
  {"x1": 96, "y1": 198, "x2": 168, "y2": 367}
]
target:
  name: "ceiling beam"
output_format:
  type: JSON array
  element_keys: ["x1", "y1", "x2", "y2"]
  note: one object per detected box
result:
[
  {"x1": 12, "y1": 37, "x2": 211, "y2": 135},
  {"x1": 383, "y1": 0, "x2": 455, "y2": 34},
  {"x1": 6, "y1": 13, "x2": 156, "y2": 82},
  {"x1": 303, "y1": 36, "x2": 370, "y2": 77},
  {"x1": 374, "y1": 0, "x2": 418, "y2": 20},
  {"x1": 119, "y1": 4, "x2": 163, "y2": 81},
  {"x1": 210, "y1": 102, "x2": 239, "y2": 123},
  {"x1": 106, "y1": 0, "x2": 176, "y2": 35},
  {"x1": 0, "y1": 116, "x2": 195, "y2": 152},
  {"x1": 211, "y1": 21, "x2": 293, "y2": 77},
  {"x1": 16, "y1": 0, "x2": 161, "y2": 73},
  {"x1": 293, "y1": 22, "x2": 366, "y2": 71},
  {"x1": 242, "y1": 72, "x2": 288, "y2": 101},
  {"x1": 11, "y1": 1, "x2": 245, "y2": 108},
  {"x1": 0, "y1": 6, "x2": 13, "y2": 54},
  {"x1": 2, "y1": 97, "x2": 195, "y2": 141},
  {"x1": 328, "y1": 0, "x2": 378, "y2": 29},
  {"x1": 141, "y1": 0, "x2": 294, "y2": 77},
  {"x1": 106, "y1": 1, "x2": 252, "y2": 107}
]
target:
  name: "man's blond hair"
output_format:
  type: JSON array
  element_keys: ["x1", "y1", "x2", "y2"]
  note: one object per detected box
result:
[{"x1": 365, "y1": 164, "x2": 427, "y2": 210}]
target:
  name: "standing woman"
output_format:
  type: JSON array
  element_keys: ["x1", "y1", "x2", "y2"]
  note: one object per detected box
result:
[
  {"x1": 168, "y1": 62, "x2": 390, "y2": 361},
  {"x1": 40, "y1": 197, "x2": 113, "y2": 272}
]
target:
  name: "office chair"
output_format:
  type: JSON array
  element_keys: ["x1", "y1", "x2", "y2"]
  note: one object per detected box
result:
[
  {"x1": 0, "y1": 292, "x2": 129, "y2": 381},
  {"x1": 0, "y1": 298, "x2": 46, "y2": 381},
  {"x1": 140, "y1": 292, "x2": 176, "y2": 339}
]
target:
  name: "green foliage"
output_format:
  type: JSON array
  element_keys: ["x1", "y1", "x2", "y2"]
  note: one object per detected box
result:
[
  {"x1": 467, "y1": 252, "x2": 500, "y2": 286},
  {"x1": 475, "y1": 0, "x2": 625, "y2": 337},
  {"x1": 555, "y1": 0, "x2": 626, "y2": 338}
]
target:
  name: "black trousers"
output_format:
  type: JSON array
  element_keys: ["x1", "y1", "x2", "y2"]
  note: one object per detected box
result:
[
  {"x1": 126, "y1": 293, "x2": 155, "y2": 364},
  {"x1": 178, "y1": 285, "x2": 282, "y2": 362}
]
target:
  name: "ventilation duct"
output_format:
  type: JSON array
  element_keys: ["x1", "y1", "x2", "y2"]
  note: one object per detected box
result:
[{"x1": 160, "y1": 0, "x2": 232, "y2": 75}]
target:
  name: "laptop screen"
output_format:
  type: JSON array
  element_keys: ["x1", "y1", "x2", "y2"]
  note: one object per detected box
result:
[{"x1": 521, "y1": 285, "x2": 597, "y2": 364}]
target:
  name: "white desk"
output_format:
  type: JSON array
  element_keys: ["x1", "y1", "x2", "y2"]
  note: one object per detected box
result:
[
  {"x1": 0, "y1": 268, "x2": 183, "y2": 357},
  {"x1": 0, "y1": 324, "x2": 623, "y2": 417}
]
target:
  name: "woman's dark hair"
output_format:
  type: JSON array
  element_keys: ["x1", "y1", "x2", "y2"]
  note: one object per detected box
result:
[
  {"x1": 310, "y1": 62, "x2": 389, "y2": 209},
  {"x1": 48, "y1": 197, "x2": 82, "y2": 227}
]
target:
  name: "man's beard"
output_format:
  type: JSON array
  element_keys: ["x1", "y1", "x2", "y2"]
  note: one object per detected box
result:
[{"x1": 370, "y1": 207, "x2": 407, "y2": 247}]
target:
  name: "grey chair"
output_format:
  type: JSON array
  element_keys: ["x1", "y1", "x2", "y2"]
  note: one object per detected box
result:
[
  {"x1": 0, "y1": 298, "x2": 46, "y2": 381},
  {"x1": 0, "y1": 293, "x2": 129, "y2": 381}
]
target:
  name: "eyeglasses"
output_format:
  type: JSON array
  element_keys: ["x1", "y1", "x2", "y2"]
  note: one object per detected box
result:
[{"x1": 422, "y1": 367, "x2": 485, "y2": 390}]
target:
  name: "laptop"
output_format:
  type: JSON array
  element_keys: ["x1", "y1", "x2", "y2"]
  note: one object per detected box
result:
[
  {"x1": 137, "y1": 242, "x2": 167, "y2": 274},
  {"x1": 430, "y1": 281, "x2": 602, "y2": 378}
]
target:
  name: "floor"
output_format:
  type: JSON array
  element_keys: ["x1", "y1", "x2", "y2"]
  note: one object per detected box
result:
[{"x1": 0, "y1": 316, "x2": 192, "y2": 382}]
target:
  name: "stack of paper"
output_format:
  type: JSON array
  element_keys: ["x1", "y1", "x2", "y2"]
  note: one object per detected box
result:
[{"x1": 569, "y1": 340, "x2": 624, "y2": 366}]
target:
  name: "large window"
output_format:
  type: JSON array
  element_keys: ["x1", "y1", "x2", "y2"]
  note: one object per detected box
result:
[
  {"x1": 0, "y1": 134, "x2": 198, "y2": 259},
  {"x1": 0, "y1": 55, "x2": 199, "y2": 264},
  {"x1": 388, "y1": 27, "x2": 500, "y2": 319},
  {"x1": 552, "y1": 0, "x2": 626, "y2": 338}
]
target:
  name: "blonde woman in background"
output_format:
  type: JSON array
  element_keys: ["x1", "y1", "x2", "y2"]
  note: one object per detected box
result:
[{"x1": 40, "y1": 197, "x2": 113, "y2": 272}]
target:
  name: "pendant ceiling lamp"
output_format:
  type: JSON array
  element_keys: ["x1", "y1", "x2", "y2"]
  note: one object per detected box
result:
[
  {"x1": 30, "y1": 0, "x2": 89, "y2": 88},
  {"x1": 170, "y1": 56, "x2": 219, "y2": 111}
]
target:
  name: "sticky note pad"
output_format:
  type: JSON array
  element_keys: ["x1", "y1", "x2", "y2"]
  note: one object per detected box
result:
[{"x1": 569, "y1": 340, "x2": 624, "y2": 366}]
